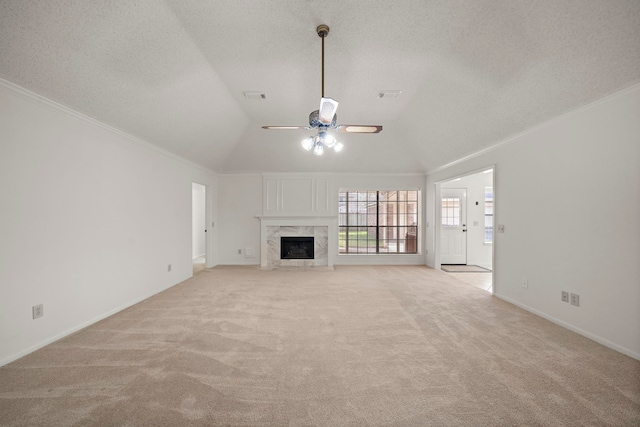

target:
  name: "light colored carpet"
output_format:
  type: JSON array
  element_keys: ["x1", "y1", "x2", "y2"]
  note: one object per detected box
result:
[{"x1": 1, "y1": 265, "x2": 638, "y2": 426}]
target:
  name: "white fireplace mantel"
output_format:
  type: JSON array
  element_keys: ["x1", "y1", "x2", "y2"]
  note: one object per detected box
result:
[{"x1": 256, "y1": 216, "x2": 337, "y2": 268}]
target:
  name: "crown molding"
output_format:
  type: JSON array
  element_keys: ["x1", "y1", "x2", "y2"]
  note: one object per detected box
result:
[
  {"x1": 427, "y1": 82, "x2": 640, "y2": 175},
  {"x1": 0, "y1": 77, "x2": 217, "y2": 175}
]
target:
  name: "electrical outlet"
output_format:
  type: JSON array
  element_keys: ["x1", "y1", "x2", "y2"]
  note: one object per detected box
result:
[
  {"x1": 497, "y1": 224, "x2": 505, "y2": 233},
  {"x1": 522, "y1": 279, "x2": 528, "y2": 288},
  {"x1": 167, "y1": 264, "x2": 172, "y2": 272},
  {"x1": 32, "y1": 304, "x2": 43, "y2": 319},
  {"x1": 570, "y1": 293, "x2": 580, "y2": 307},
  {"x1": 561, "y1": 291, "x2": 569, "y2": 303}
]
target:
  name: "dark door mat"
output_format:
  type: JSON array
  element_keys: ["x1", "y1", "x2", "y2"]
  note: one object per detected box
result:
[{"x1": 442, "y1": 265, "x2": 492, "y2": 273}]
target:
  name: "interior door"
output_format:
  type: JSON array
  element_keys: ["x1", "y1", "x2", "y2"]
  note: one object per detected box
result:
[
  {"x1": 192, "y1": 182, "x2": 207, "y2": 272},
  {"x1": 440, "y1": 188, "x2": 467, "y2": 264}
]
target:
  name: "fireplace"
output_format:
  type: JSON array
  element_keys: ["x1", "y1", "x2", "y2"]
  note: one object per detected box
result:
[
  {"x1": 258, "y1": 218, "x2": 334, "y2": 269},
  {"x1": 280, "y1": 236, "x2": 314, "y2": 259}
]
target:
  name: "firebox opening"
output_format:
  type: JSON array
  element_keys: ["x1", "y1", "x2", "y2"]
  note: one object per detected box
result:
[{"x1": 281, "y1": 236, "x2": 314, "y2": 260}]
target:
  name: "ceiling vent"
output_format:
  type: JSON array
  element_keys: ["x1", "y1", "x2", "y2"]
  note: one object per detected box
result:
[
  {"x1": 377, "y1": 90, "x2": 402, "y2": 99},
  {"x1": 243, "y1": 91, "x2": 267, "y2": 100}
]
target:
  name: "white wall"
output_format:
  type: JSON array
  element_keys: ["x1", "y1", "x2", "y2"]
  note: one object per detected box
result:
[
  {"x1": 216, "y1": 172, "x2": 426, "y2": 266},
  {"x1": 192, "y1": 182, "x2": 206, "y2": 259},
  {"x1": 0, "y1": 83, "x2": 218, "y2": 365},
  {"x1": 217, "y1": 174, "x2": 262, "y2": 265},
  {"x1": 441, "y1": 170, "x2": 493, "y2": 267},
  {"x1": 425, "y1": 85, "x2": 640, "y2": 359}
]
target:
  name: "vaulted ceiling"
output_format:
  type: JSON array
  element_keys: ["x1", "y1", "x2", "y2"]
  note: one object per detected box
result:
[{"x1": 1, "y1": 1, "x2": 639, "y2": 173}]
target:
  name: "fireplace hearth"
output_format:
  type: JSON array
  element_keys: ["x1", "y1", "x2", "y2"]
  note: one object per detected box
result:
[{"x1": 280, "y1": 236, "x2": 314, "y2": 260}]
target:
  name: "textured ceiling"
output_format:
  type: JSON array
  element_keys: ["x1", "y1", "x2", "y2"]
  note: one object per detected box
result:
[{"x1": 1, "y1": 0, "x2": 639, "y2": 173}]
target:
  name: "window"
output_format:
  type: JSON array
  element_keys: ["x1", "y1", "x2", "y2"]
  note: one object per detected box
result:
[
  {"x1": 441, "y1": 197, "x2": 460, "y2": 227},
  {"x1": 338, "y1": 190, "x2": 418, "y2": 254},
  {"x1": 484, "y1": 187, "x2": 493, "y2": 244}
]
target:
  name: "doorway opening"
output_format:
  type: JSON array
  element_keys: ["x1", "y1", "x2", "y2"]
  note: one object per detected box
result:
[
  {"x1": 192, "y1": 182, "x2": 207, "y2": 275},
  {"x1": 436, "y1": 168, "x2": 494, "y2": 293}
]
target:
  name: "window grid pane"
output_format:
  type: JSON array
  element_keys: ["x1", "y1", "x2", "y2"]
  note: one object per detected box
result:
[
  {"x1": 441, "y1": 197, "x2": 460, "y2": 227},
  {"x1": 338, "y1": 190, "x2": 418, "y2": 254}
]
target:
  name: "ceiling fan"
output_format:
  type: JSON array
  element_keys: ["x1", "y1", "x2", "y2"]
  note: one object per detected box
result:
[{"x1": 262, "y1": 24, "x2": 383, "y2": 155}]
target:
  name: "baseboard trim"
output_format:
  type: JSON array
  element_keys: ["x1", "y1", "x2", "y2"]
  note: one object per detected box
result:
[{"x1": 495, "y1": 294, "x2": 640, "y2": 361}]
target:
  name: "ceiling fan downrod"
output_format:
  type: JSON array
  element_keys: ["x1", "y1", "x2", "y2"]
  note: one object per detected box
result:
[{"x1": 317, "y1": 24, "x2": 329, "y2": 98}]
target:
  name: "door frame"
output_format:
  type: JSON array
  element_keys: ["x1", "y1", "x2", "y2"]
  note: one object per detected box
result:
[
  {"x1": 434, "y1": 166, "x2": 495, "y2": 294},
  {"x1": 440, "y1": 188, "x2": 468, "y2": 265},
  {"x1": 191, "y1": 181, "x2": 209, "y2": 271}
]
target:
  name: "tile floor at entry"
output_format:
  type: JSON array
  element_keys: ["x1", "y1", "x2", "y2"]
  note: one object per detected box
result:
[
  {"x1": 446, "y1": 269, "x2": 493, "y2": 293},
  {"x1": 193, "y1": 256, "x2": 206, "y2": 274}
]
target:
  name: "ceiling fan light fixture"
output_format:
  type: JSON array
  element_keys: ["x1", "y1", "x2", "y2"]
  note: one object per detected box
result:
[
  {"x1": 319, "y1": 131, "x2": 336, "y2": 148},
  {"x1": 313, "y1": 140, "x2": 324, "y2": 156},
  {"x1": 333, "y1": 142, "x2": 344, "y2": 153},
  {"x1": 301, "y1": 136, "x2": 314, "y2": 151}
]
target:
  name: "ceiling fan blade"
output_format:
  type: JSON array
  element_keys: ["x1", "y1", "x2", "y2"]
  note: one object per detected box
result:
[
  {"x1": 318, "y1": 97, "x2": 339, "y2": 124},
  {"x1": 262, "y1": 126, "x2": 308, "y2": 130},
  {"x1": 337, "y1": 125, "x2": 383, "y2": 134}
]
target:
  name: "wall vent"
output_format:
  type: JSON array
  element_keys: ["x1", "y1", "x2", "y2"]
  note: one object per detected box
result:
[
  {"x1": 243, "y1": 91, "x2": 267, "y2": 100},
  {"x1": 377, "y1": 90, "x2": 402, "y2": 99}
]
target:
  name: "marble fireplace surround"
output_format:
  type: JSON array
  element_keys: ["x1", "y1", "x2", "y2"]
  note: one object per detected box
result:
[{"x1": 257, "y1": 217, "x2": 337, "y2": 269}]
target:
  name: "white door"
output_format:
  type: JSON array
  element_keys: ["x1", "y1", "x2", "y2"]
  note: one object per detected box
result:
[{"x1": 440, "y1": 188, "x2": 467, "y2": 264}]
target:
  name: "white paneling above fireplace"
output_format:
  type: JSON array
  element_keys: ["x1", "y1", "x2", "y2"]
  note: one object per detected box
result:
[
  {"x1": 263, "y1": 174, "x2": 330, "y2": 216},
  {"x1": 282, "y1": 179, "x2": 313, "y2": 211}
]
